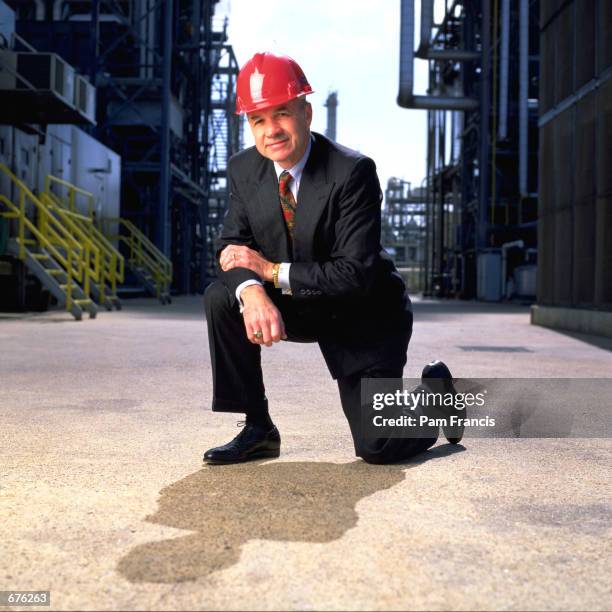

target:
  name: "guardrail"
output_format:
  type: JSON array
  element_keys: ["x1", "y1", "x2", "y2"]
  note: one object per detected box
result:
[
  {"x1": 100, "y1": 217, "x2": 172, "y2": 301},
  {"x1": 43, "y1": 174, "x2": 95, "y2": 217},
  {"x1": 0, "y1": 163, "x2": 97, "y2": 314},
  {"x1": 42, "y1": 177, "x2": 125, "y2": 305}
]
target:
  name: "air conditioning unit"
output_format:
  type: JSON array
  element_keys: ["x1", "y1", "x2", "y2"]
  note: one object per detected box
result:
[
  {"x1": 15, "y1": 52, "x2": 75, "y2": 107},
  {"x1": 74, "y1": 75, "x2": 96, "y2": 124},
  {"x1": 0, "y1": 50, "x2": 95, "y2": 124}
]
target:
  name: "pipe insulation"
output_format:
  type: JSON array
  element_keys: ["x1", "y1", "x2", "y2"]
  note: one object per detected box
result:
[
  {"x1": 398, "y1": 0, "x2": 479, "y2": 111},
  {"x1": 419, "y1": 0, "x2": 434, "y2": 53},
  {"x1": 398, "y1": 0, "x2": 415, "y2": 107}
]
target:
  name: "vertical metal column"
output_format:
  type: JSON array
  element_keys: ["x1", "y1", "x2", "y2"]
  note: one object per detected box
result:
[
  {"x1": 158, "y1": 0, "x2": 172, "y2": 255},
  {"x1": 438, "y1": 110, "x2": 445, "y2": 288},
  {"x1": 89, "y1": 0, "x2": 99, "y2": 86},
  {"x1": 478, "y1": 0, "x2": 491, "y2": 249},
  {"x1": 424, "y1": 108, "x2": 433, "y2": 295},
  {"x1": 192, "y1": 0, "x2": 202, "y2": 184},
  {"x1": 518, "y1": 0, "x2": 529, "y2": 201},
  {"x1": 199, "y1": 0, "x2": 214, "y2": 290}
]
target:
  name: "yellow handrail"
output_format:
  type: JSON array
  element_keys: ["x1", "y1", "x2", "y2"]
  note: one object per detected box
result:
[
  {"x1": 101, "y1": 217, "x2": 172, "y2": 299},
  {"x1": 38, "y1": 193, "x2": 101, "y2": 298},
  {"x1": 41, "y1": 186, "x2": 125, "y2": 301},
  {"x1": 43, "y1": 171, "x2": 170, "y2": 301},
  {"x1": 44, "y1": 174, "x2": 96, "y2": 218},
  {"x1": 0, "y1": 163, "x2": 101, "y2": 312},
  {"x1": 0, "y1": 193, "x2": 81, "y2": 312}
]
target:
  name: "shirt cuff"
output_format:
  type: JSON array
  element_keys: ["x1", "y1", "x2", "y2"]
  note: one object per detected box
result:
[
  {"x1": 236, "y1": 279, "x2": 263, "y2": 312},
  {"x1": 278, "y1": 262, "x2": 292, "y2": 295}
]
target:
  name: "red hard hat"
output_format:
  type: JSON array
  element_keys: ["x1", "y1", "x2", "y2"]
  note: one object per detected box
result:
[{"x1": 235, "y1": 52, "x2": 314, "y2": 115}]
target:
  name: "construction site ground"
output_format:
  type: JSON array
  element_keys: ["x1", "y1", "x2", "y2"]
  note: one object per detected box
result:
[{"x1": 1, "y1": 296, "x2": 611, "y2": 611}]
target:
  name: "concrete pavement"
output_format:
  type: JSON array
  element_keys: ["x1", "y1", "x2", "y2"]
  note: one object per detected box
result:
[{"x1": 1, "y1": 296, "x2": 610, "y2": 610}]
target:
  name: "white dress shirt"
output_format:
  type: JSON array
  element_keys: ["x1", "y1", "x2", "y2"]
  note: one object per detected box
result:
[{"x1": 234, "y1": 136, "x2": 312, "y2": 303}]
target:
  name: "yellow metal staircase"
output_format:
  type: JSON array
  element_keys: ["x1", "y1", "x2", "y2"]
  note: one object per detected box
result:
[
  {"x1": 100, "y1": 217, "x2": 172, "y2": 304},
  {"x1": 0, "y1": 165, "x2": 172, "y2": 317},
  {"x1": 42, "y1": 176, "x2": 124, "y2": 311},
  {"x1": 0, "y1": 163, "x2": 97, "y2": 320},
  {"x1": 43, "y1": 174, "x2": 172, "y2": 304}
]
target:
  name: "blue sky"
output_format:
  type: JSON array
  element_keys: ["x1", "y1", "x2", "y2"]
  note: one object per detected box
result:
[{"x1": 216, "y1": 0, "x2": 445, "y2": 195}]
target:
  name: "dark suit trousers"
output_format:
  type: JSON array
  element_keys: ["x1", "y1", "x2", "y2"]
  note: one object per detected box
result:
[{"x1": 204, "y1": 281, "x2": 438, "y2": 464}]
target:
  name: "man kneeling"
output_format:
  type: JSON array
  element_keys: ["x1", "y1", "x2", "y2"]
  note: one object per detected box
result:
[{"x1": 203, "y1": 52, "x2": 458, "y2": 465}]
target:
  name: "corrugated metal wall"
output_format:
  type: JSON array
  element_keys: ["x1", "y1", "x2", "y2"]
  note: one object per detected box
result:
[{"x1": 538, "y1": 0, "x2": 612, "y2": 310}]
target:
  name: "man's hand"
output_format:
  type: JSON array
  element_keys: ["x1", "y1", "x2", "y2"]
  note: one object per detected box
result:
[
  {"x1": 240, "y1": 285, "x2": 287, "y2": 346},
  {"x1": 220, "y1": 245, "x2": 274, "y2": 281}
]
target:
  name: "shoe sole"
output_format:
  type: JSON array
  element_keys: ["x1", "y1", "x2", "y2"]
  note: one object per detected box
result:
[
  {"x1": 444, "y1": 433, "x2": 464, "y2": 445},
  {"x1": 203, "y1": 448, "x2": 281, "y2": 465},
  {"x1": 422, "y1": 361, "x2": 465, "y2": 445},
  {"x1": 443, "y1": 380, "x2": 465, "y2": 444}
]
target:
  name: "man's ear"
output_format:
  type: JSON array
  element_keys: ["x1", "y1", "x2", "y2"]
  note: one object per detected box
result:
[{"x1": 305, "y1": 101, "x2": 313, "y2": 127}]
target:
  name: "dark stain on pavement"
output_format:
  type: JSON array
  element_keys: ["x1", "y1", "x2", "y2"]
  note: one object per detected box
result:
[
  {"x1": 473, "y1": 496, "x2": 611, "y2": 536},
  {"x1": 117, "y1": 448, "x2": 462, "y2": 583},
  {"x1": 48, "y1": 399, "x2": 143, "y2": 413},
  {"x1": 511, "y1": 502, "x2": 611, "y2": 535}
]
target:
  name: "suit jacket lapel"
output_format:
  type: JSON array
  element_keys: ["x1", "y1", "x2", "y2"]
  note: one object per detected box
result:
[{"x1": 293, "y1": 134, "x2": 334, "y2": 261}]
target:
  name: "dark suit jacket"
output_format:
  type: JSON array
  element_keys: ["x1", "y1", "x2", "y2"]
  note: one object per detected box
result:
[{"x1": 216, "y1": 131, "x2": 412, "y2": 378}]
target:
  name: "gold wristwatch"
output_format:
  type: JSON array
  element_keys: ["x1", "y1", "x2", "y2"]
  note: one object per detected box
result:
[{"x1": 272, "y1": 263, "x2": 281, "y2": 288}]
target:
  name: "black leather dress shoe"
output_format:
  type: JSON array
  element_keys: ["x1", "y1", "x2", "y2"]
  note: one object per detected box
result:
[
  {"x1": 203, "y1": 422, "x2": 281, "y2": 464},
  {"x1": 421, "y1": 360, "x2": 464, "y2": 445}
]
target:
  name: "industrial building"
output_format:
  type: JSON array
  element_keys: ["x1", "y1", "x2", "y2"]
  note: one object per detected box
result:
[
  {"x1": 390, "y1": 0, "x2": 540, "y2": 303},
  {"x1": 0, "y1": 0, "x2": 241, "y2": 318},
  {"x1": 533, "y1": 0, "x2": 612, "y2": 336},
  {"x1": 381, "y1": 0, "x2": 611, "y2": 337},
  {"x1": 1, "y1": 0, "x2": 609, "y2": 338},
  {"x1": 1, "y1": 1, "x2": 611, "y2": 610}
]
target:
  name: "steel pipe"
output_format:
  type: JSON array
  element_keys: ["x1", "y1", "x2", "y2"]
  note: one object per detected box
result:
[
  {"x1": 498, "y1": 0, "x2": 510, "y2": 139},
  {"x1": 519, "y1": 0, "x2": 529, "y2": 196}
]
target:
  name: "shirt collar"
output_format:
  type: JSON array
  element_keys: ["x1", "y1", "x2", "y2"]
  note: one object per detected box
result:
[{"x1": 273, "y1": 135, "x2": 312, "y2": 183}]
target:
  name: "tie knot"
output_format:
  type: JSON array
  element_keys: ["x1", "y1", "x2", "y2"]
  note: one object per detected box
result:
[{"x1": 279, "y1": 170, "x2": 293, "y2": 192}]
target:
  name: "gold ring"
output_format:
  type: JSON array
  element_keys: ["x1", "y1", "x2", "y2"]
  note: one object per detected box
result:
[{"x1": 253, "y1": 330, "x2": 263, "y2": 340}]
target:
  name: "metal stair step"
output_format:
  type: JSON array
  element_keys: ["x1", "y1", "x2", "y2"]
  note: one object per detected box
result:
[
  {"x1": 48, "y1": 269, "x2": 66, "y2": 276},
  {"x1": 7, "y1": 239, "x2": 83, "y2": 321},
  {"x1": 73, "y1": 299, "x2": 92, "y2": 305},
  {"x1": 31, "y1": 253, "x2": 50, "y2": 260}
]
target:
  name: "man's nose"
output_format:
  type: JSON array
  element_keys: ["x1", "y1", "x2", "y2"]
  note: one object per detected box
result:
[{"x1": 264, "y1": 121, "x2": 283, "y2": 138}]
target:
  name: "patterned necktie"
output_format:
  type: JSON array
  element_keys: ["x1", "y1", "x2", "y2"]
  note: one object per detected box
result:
[{"x1": 278, "y1": 170, "x2": 297, "y2": 240}]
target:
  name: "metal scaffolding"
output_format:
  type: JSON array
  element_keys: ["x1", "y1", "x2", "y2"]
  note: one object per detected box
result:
[
  {"x1": 205, "y1": 40, "x2": 242, "y2": 282},
  {"x1": 382, "y1": 178, "x2": 427, "y2": 293},
  {"x1": 11, "y1": 0, "x2": 242, "y2": 294},
  {"x1": 397, "y1": 0, "x2": 540, "y2": 300}
]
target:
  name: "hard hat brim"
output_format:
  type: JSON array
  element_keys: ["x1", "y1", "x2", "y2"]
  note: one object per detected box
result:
[{"x1": 236, "y1": 89, "x2": 315, "y2": 116}]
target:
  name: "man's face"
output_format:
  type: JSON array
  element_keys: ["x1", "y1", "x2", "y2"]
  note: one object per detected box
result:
[{"x1": 246, "y1": 98, "x2": 313, "y2": 169}]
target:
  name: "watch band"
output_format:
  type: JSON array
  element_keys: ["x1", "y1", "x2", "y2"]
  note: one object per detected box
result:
[{"x1": 272, "y1": 263, "x2": 281, "y2": 288}]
